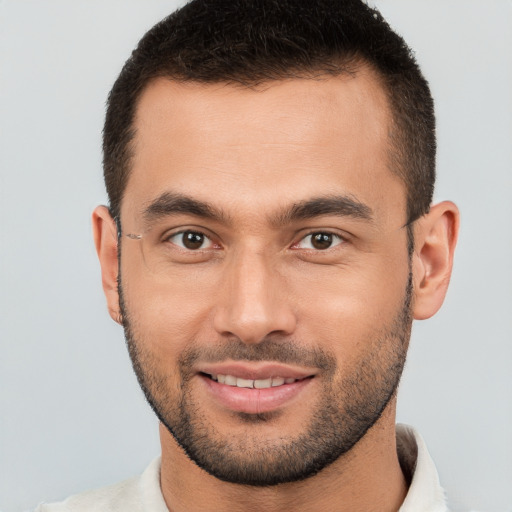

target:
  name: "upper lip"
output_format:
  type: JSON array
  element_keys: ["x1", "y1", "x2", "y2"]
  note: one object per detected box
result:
[{"x1": 197, "y1": 361, "x2": 318, "y2": 380}]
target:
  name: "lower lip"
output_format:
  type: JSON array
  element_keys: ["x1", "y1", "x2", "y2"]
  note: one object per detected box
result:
[{"x1": 200, "y1": 375, "x2": 313, "y2": 414}]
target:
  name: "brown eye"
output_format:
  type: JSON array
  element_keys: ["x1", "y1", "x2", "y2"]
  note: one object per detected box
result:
[
  {"x1": 183, "y1": 232, "x2": 204, "y2": 249},
  {"x1": 311, "y1": 233, "x2": 333, "y2": 250},
  {"x1": 169, "y1": 230, "x2": 211, "y2": 250},
  {"x1": 294, "y1": 232, "x2": 344, "y2": 251}
]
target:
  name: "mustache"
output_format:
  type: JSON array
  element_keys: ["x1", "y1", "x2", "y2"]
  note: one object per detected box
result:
[{"x1": 179, "y1": 337, "x2": 336, "y2": 373}]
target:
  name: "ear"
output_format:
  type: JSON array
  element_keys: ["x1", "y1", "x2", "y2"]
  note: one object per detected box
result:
[
  {"x1": 412, "y1": 201, "x2": 460, "y2": 320},
  {"x1": 92, "y1": 205, "x2": 122, "y2": 324}
]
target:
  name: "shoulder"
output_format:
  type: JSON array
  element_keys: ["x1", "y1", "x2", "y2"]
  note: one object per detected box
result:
[{"x1": 33, "y1": 457, "x2": 165, "y2": 512}]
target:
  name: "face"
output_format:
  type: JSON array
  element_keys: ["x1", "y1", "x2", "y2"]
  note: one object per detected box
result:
[{"x1": 118, "y1": 72, "x2": 413, "y2": 485}]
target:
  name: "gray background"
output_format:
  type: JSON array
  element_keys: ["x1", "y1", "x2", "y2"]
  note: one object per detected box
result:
[{"x1": 1, "y1": 1, "x2": 511, "y2": 511}]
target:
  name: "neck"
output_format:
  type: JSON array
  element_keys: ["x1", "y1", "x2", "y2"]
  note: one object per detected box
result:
[{"x1": 159, "y1": 400, "x2": 407, "y2": 512}]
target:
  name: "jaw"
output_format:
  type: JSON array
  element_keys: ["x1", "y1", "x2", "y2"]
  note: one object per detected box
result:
[{"x1": 157, "y1": 398, "x2": 405, "y2": 512}]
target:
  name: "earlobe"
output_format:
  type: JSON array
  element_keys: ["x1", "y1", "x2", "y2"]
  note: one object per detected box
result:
[
  {"x1": 412, "y1": 201, "x2": 460, "y2": 320},
  {"x1": 92, "y1": 206, "x2": 122, "y2": 324}
]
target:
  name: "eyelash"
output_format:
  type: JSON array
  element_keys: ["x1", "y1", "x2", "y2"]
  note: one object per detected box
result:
[
  {"x1": 164, "y1": 229, "x2": 346, "y2": 252},
  {"x1": 165, "y1": 230, "x2": 219, "y2": 251},
  {"x1": 292, "y1": 232, "x2": 345, "y2": 251}
]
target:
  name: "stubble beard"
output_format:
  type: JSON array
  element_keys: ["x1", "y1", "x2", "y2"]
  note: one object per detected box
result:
[{"x1": 119, "y1": 273, "x2": 413, "y2": 487}]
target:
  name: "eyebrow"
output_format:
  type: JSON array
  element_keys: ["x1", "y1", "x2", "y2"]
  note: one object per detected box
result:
[
  {"x1": 142, "y1": 192, "x2": 230, "y2": 225},
  {"x1": 270, "y1": 195, "x2": 373, "y2": 227},
  {"x1": 141, "y1": 192, "x2": 373, "y2": 227}
]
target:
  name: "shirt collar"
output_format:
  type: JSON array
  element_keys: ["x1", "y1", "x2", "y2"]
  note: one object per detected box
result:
[{"x1": 397, "y1": 424, "x2": 448, "y2": 512}]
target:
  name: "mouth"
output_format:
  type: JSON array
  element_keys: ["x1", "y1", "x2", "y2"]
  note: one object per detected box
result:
[
  {"x1": 202, "y1": 372, "x2": 309, "y2": 389},
  {"x1": 197, "y1": 363, "x2": 317, "y2": 414}
]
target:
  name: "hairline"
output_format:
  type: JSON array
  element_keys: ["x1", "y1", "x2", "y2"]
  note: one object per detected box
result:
[{"x1": 117, "y1": 59, "x2": 411, "y2": 226}]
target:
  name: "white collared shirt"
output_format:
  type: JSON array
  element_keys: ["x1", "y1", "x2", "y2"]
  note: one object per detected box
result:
[
  {"x1": 35, "y1": 424, "x2": 448, "y2": 511},
  {"x1": 396, "y1": 424, "x2": 448, "y2": 511}
]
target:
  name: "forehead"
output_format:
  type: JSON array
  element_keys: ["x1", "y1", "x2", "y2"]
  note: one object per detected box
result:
[{"x1": 124, "y1": 72, "x2": 405, "y2": 226}]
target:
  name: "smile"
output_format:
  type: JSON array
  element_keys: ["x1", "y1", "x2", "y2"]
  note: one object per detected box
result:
[
  {"x1": 199, "y1": 367, "x2": 316, "y2": 414},
  {"x1": 206, "y1": 374, "x2": 305, "y2": 389}
]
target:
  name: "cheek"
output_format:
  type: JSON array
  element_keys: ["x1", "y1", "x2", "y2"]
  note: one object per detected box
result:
[
  {"x1": 290, "y1": 254, "x2": 410, "y2": 356},
  {"x1": 120, "y1": 256, "x2": 219, "y2": 353},
  {"x1": 120, "y1": 235, "x2": 410, "y2": 361}
]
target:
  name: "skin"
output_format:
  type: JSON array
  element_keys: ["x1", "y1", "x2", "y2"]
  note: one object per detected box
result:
[{"x1": 93, "y1": 68, "x2": 459, "y2": 511}]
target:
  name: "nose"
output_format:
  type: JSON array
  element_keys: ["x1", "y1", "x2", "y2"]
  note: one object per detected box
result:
[{"x1": 213, "y1": 249, "x2": 297, "y2": 344}]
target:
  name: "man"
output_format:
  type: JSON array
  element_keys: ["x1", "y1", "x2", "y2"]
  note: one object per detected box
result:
[{"x1": 36, "y1": 0, "x2": 459, "y2": 510}]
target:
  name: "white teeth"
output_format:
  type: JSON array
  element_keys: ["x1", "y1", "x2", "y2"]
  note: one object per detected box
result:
[
  {"x1": 225, "y1": 375, "x2": 237, "y2": 386},
  {"x1": 212, "y1": 374, "x2": 298, "y2": 389},
  {"x1": 254, "y1": 378, "x2": 272, "y2": 389},
  {"x1": 236, "y1": 378, "x2": 254, "y2": 388}
]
